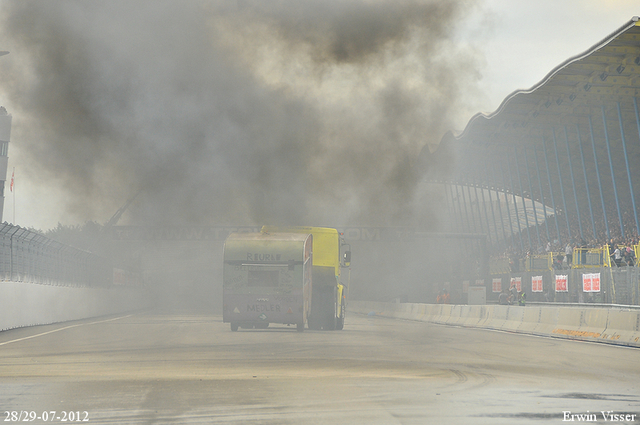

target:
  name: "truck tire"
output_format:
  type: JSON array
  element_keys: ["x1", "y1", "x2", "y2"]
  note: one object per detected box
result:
[
  {"x1": 230, "y1": 322, "x2": 239, "y2": 332},
  {"x1": 325, "y1": 311, "x2": 337, "y2": 330},
  {"x1": 327, "y1": 298, "x2": 338, "y2": 330},
  {"x1": 336, "y1": 303, "x2": 345, "y2": 330}
]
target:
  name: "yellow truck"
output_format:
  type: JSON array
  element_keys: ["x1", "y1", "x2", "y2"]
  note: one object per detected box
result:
[
  {"x1": 261, "y1": 226, "x2": 350, "y2": 330},
  {"x1": 223, "y1": 231, "x2": 313, "y2": 332}
]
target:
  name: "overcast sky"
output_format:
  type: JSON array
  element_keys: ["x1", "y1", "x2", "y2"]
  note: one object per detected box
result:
[
  {"x1": 466, "y1": 0, "x2": 638, "y2": 112},
  {"x1": 0, "y1": 0, "x2": 638, "y2": 231}
]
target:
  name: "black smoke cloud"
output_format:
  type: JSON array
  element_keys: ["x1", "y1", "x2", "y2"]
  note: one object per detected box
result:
[{"x1": 0, "y1": 0, "x2": 481, "y2": 228}]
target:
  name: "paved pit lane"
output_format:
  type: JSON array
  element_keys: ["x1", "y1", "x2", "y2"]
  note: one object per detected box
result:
[{"x1": 0, "y1": 311, "x2": 638, "y2": 424}]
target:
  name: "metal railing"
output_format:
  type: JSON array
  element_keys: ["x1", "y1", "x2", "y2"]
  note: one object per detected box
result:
[
  {"x1": 525, "y1": 253, "x2": 552, "y2": 271},
  {"x1": 0, "y1": 223, "x2": 113, "y2": 287},
  {"x1": 572, "y1": 247, "x2": 611, "y2": 268},
  {"x1": 503, "y1": 244, "x2": 639, "y2": 274}
]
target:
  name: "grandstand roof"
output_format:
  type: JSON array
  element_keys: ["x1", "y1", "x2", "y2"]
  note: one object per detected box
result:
[
  {"x1": 435, "y1": 16, "x2": 640, "y2": 243},
  {"x1": 450, "y1": 16, "x2": 640, "y2": 145}
]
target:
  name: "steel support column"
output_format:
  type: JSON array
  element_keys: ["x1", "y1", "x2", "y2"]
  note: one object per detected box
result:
[
  {"x1": 564, "y1": 126, "x2": 583, "y2": 240},
  {"x1": 635, "y1": 97, "x2": 640, "y2": 141},
  {"x1": 458, "y1": 183, "x2": 473, "y2": 233},
  {"x1": 500, "y1": 165, "x2": 517, "y2": 247},
  {"x1": 634, "y1": 96, "x2": 640, "y2": 235},
  {"x1": 484, "y1": 170, "x2": 501, "y2": 246},
  {"x1": 576, "y1": 124, "x2": 597, "y2": 240},
  {"x1": 533, "y1": 145, "x2": 551, "y2": 243},
  {"x1": 448, "y1": 183, "x2": 463, "y2": 233},
  {"x1": 523, "y1": 147, "x2": 541, "y2": 248},
  {"x1": 462, "y1": 183, "x2": 477, "y2": 233},
  {"x1": 490, "y1": 166, "x2": 509, "y2": 245},
  {"x1": 506, "y1": 158, "x2": 524, "y2": 252},
  {"x1": 470, "y1": 179, "x2": 486, "y2": 236},
  {"x1": 514, "y1": 147, "x2": 532, "y2": 249},
  {"x1": 552, "y1": 128, "x2": 571, "y2": 242},
  {"x1": 617, "y1": 102, "x2": 639, "y2": 237},
  {"x1": 445, "y1": 183, "x2": 461, "y2": 233},
  {"x1": 476, "y1": 178, "x2": 495, "y2": 245},
  {"x1": 542, "y1": 137, "x2": 562, "y2": 244},
  {"x1": 602, "y1": 105, "x2": 624, "y2": 239},
  {"x1": 465, "y1": 182, "x2": 483, "y2": 253},
  {"x1": 588, "y1": 115, "x2": 610, "y2": 240}
]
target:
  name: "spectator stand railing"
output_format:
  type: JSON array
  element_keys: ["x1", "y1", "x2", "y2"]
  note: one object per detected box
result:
[
  {"x1": 525, "y1": 253, "x2": 553, "y2": 272},
  {"x1": 604, "y1": 244, "x2": 639, "y2": 268},
  {"x1": 572, "y1": 246, "x2": 611, "y2": 268}
]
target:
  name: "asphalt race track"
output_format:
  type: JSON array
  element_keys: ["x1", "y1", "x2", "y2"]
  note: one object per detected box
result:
[{"x1": 0, "y1": 311, "x2": 638, "y2": 424}]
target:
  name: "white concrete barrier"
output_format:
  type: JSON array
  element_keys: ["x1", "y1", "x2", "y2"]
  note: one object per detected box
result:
[
  {"x1": 605, "y1": 309, "x2": 640, "y2": 345},
  {"x1": 535, "y1": 307, "x2": 559, "y2": 336},
  {"x1": 502, "y1": 305, "x2": 525, "y2": 332},
  {"x1": 0, "y1": 282, "x2": 151, "y2": 331},
  {"x1": 351, "y1": 301, "x2": 640, "y2": 348},
  {"x1": 551, "y1": 307, "x2": 609, "y2": 342}
]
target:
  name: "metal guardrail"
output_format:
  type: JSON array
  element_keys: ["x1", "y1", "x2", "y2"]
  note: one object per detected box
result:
[
  {"x1": 485, "y1": 265, "x2": 640, "y2": 305},
  {"x1": 0, "y1": 223, "x2": 113, "y2": 287}
]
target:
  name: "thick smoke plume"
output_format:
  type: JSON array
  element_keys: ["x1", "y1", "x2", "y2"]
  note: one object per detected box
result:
[{"x1": 0, "y1": 0, "x2": 480, "y2": 228}]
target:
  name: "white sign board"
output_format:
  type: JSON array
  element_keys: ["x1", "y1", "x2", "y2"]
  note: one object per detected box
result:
[{"x1": 468, "y1": 286, "x2": 486, "y2": 305}]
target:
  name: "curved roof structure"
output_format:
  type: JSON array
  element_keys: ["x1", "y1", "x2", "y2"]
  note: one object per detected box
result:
[{"x1": 435, "y1": 16, "x2": 640, "y2": 247}]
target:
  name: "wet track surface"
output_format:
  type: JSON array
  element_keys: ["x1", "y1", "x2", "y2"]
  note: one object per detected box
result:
[{"x1": 0, "y1": 311, "x2": 638, "y2": 424}]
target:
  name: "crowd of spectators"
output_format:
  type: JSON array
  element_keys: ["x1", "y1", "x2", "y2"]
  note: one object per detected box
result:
[{"x1": 493, "y1": 212, "x2": 639, "y2": 271}]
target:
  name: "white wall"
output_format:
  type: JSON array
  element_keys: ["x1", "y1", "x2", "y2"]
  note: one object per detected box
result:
[{"x1": 0, "y1": 282, "x2": 151, "y2": 331}]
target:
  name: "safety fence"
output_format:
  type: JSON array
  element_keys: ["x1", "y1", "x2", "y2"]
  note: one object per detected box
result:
[
  {"x1": 486, "y1": 266, "x2": 640, "y2": 305},
  {"x1": 0, "y1": 223, "x2": 124, "y2": 287}
]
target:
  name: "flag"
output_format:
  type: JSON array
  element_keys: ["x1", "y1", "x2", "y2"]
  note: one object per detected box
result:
[{"x1": 9, "y1": 170, "x2": 13, "y2": 192}]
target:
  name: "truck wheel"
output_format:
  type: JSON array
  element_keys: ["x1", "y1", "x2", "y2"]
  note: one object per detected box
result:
[
  {"x1": 325, "y1": 314, "x2": 337, "y2": 330},
  {"x1": 336, "y1": 304, "x2": 345, "y2": 330},
  {"x1": 325, "y1": 300, "x2": 338, "y2": 330},
  {"x1": 230, "y1": 323, "x2": 239, "y2": 332},
  {"x1": 296, "y1": 322, "x2": 304, "y2": 332}
]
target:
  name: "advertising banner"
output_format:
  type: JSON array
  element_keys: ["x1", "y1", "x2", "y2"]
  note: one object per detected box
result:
[
  {"x1": 555, "y1": 275, "x2": 568, "y2": 292},
  {"x1": 492, "y1": 278, "x2": 502, "y2": 293},
  {"x1": 592, "y1": 273, "x2": 601, "y2": 292},
  {"x1": 532, "y1": 275, "x2": 543, "y2": 293},
  {"x1": 582, "y1": 272, "x2": 601, "y2": 292}
]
